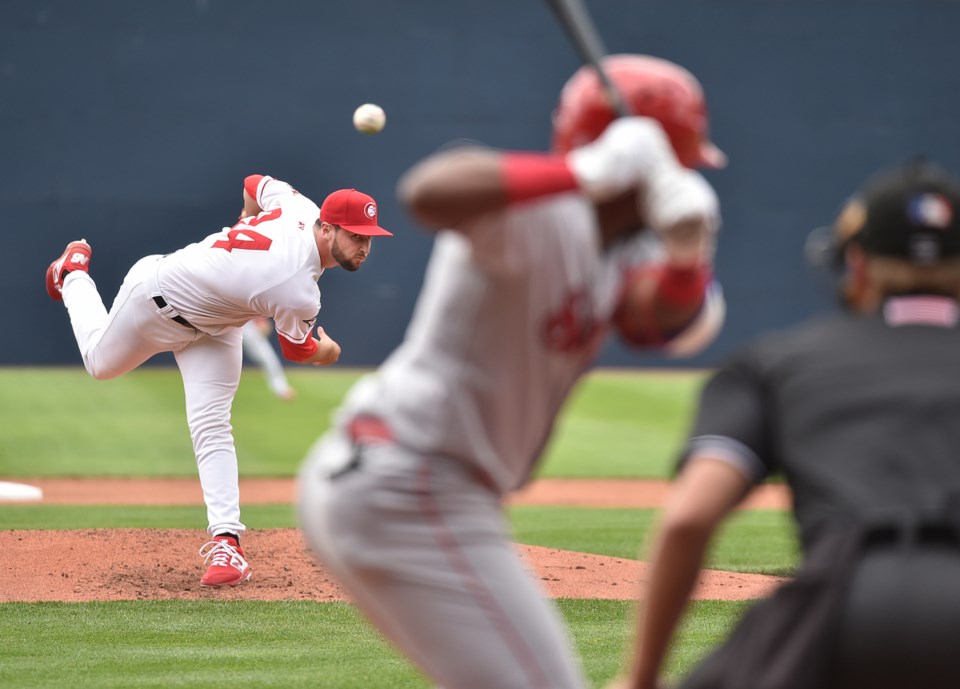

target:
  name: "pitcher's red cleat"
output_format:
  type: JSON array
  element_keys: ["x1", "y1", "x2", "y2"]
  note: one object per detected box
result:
[{"x1": 46, "y1": 239, "x2": 92, "y2": 301}]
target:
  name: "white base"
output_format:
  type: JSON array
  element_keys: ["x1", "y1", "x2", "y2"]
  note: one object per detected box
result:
[{"x1": 0, "y1": 481, "x2": 43, "y2": 501}]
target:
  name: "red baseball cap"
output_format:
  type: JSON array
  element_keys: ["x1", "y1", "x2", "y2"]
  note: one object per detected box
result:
[{"x1": 319, "y1": 189, "x2": 393, "y2": 236}]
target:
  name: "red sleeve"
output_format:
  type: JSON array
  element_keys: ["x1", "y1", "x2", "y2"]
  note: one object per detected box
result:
[
  {"x1": 501, "y1": 153, "x2": 579, "y2": 204},
  {"x1": 277, "y1": 333, "x2": 318, "y2": 362},
  {"x1": 244, "y1": 174, "x2": 265, "y2": 202},
  {"x1": 613, "y1": 264, "x2": 712, "y2": 347},
  {"x1": 656, "y1": 264, "x2": 712, "y2": 309}
]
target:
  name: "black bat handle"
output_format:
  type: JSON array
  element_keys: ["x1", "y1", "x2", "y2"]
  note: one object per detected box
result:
[{"x1": 544, "y1": 0, "x2": 631, "y2": 118}]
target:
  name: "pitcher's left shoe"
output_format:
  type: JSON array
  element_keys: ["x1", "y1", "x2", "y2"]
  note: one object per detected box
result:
[
  {"x1": 199, "y1": 534, "x2": 252, "y2": 588},
  {"x1": 46, "y1": 239, "x2": 92, "y2": 301}
]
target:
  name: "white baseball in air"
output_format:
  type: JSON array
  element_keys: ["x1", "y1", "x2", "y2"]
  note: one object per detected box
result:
[{"x1": 353, "y1": 103, "x2": 386, "y2": 134}]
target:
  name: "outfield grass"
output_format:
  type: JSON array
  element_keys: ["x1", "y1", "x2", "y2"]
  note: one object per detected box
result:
[
  {"x1": 0, "y1": 599, "x2": 749, "y2": 689},
  {"x1": 539, "y1": 370, "x2": 707, "y2": 478},
  {"x1": 0, "y1": 368, "x2": 359, "y2": 478},
  {"x1": 0, "y1": 367, "x2": 706, "y2": 479}
]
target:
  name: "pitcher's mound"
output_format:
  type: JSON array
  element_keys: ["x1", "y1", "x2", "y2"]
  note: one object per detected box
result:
[{"x1": 0, "y1": 528, "x2": 786, "y2": 603}]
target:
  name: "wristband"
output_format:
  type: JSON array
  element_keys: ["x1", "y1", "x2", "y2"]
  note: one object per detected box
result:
[
  {"x1": 278, "y1": 333, "x2": 318, "y2": 362},
  {"x1": 502, "y1": 153, "x2": 579, "y2": 204},
  {"x1": 656, "y1": 264, "x2": 711, "y2": 308},
  {"x1": 244, "y1": 174, "x2": 265, "y2": 201}
]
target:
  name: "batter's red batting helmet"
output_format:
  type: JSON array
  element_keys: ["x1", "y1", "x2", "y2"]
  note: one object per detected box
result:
[{"x1": 552, "y1": 54, "x2": 726, "y2": 169}]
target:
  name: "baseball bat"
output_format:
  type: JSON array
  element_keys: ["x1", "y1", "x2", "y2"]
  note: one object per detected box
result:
[{"x1": 543, "y1": 0, "x2": 631, "y2": 117}]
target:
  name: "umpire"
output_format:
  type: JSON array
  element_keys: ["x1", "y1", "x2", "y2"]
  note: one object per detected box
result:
[{"x1": 609, "y1": 159, "x2": 960, "y2": 689}]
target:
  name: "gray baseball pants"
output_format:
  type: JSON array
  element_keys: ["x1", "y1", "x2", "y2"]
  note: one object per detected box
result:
[{"x1": 297, "y1": 429, "x2": 588, "y2": 689}]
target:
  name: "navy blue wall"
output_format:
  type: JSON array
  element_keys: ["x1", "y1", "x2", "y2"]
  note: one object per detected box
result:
[{"x1": 4, "y1": 0, "x2": 959, "y2": 367}]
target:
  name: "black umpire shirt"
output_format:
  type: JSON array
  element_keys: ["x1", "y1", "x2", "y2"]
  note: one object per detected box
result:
[
  {"x1": 674, "y1": 295, "x2": 960, "y2": 689},
  {"x1": 680, "y1": 294, "x2": 960, "y2": 549}
]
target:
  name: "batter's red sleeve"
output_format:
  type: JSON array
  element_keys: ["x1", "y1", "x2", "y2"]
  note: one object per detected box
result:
[
  {"x1": 656, "y1": 264, "x2": 712, "y2": 308},
  {"x1": 277, "y1": 333, "x2": 318, "y2": 362},
  {"x1": 501, "y1": 153, "x2": 579, "y2": 204}
]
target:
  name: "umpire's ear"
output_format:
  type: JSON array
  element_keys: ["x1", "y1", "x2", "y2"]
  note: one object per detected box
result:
[{"x1": 840, "y1": 243, "x2": 871, "y2": 312}]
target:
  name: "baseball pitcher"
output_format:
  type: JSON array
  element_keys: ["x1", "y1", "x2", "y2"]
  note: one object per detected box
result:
[{"x1": 46, "y1": 176, "x2": 392, "y2": 587}]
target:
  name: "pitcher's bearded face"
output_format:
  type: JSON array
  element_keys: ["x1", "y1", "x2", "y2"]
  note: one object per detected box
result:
[{"x1": 332, "y1": 229, "x2": 372, "y2": 272}]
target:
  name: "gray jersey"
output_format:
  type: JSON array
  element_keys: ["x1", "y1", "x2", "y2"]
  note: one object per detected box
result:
[{"x1": 339, "y1": 192, "x2": 722, "y2": 493}]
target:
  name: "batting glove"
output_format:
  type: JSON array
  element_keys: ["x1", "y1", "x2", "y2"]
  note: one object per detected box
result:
[
  {"x1": 566, "y1": 117, "x2": 678, "y2": 202},
  {"x1": 642, "y1": 168, "x2": 720, "y2": 268}
]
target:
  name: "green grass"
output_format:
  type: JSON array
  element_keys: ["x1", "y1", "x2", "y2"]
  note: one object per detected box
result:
[
  {"x1": 708, "y1": 510, "x2": 800, "y2": 576},
  {"x1": 0, "y1": 504, "x2": 296, "y2": 530},
  {"x1": 0, "y1": 368, "x2": 359, "y2": 477},
  {"x1": 0, "y1": 503, "x2": 800, "y2": 576},
  {"x1": 510, "y1": 506, "x2": 799, "y2": 577},
  {"x1": 0, "y1": 367, "x2": 706, "y2": 479},
  {"x1": 0, "y1": 599, "x2": 749, "y2": 689},
  {"x1": 660, "y1": 600, "x2": 757, "y2": 678},
  {"x1": 0, "y1": 601, "x2": 426, "y2": 689},
  {"x1": 539, "y1": 370, "x2": 707, "y2": 478}
]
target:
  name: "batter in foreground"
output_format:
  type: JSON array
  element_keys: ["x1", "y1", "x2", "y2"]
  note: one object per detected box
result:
[{"x1": 298, "y1": 54, "x2": 727, "y2": 689}]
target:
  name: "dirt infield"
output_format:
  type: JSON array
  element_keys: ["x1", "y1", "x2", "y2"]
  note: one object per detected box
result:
[{"x1": 1, "y1": 478, "x2": 791, "y2": 603}]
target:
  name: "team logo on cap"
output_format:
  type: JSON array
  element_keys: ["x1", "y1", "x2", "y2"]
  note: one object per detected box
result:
[
  {"x1": 364, "y1": 202, "x2": 377, "y2": 219},
  {"x1": 908, "y1": 193, "x2": 953, "y2": 229}
]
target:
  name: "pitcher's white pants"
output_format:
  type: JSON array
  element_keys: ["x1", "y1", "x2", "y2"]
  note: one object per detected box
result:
[
  {"x1": 298, "y1": 430, "x2": 588, "y2": 689},
  {"x1": 61, "y1": 256, "x2": 246, "y2": 536}
]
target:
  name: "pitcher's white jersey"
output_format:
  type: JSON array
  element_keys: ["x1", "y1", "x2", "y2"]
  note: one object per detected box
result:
[
  {"x1": 338, "y1": 191, "x2": 724, "y2": 494},
  {"x1": 156, "y1": 177, "x2": 323, "y2": 342}
]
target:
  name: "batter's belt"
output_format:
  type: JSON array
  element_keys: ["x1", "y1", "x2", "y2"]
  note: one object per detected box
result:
[{"x1": 333, "y1": 414, "x2": 501, "y2": 493}]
